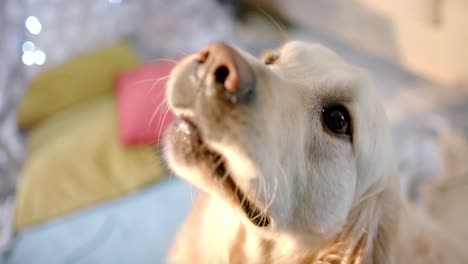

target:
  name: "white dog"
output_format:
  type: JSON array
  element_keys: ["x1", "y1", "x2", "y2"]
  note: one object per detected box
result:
[{"x1": 163, "y1": 41, "x2": 468, "y2": 263}]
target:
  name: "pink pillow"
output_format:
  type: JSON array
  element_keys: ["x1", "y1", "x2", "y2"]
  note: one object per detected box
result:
[{"x1": 115, "y1": 60, "x2": 176, "y2": 145}]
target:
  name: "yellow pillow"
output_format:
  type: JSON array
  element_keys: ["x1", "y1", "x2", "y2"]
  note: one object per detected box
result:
[
  {"x1": 15, "y1": 95, "x2": 165, "y2": 229},
  {"x1": 18, "y1": 42, "x2": 140, "y2": 128}
]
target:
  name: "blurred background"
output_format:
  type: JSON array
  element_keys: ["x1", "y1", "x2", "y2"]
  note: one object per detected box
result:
[{"x1": 1, "y1": 0, "x2": 467, "y2": 263}]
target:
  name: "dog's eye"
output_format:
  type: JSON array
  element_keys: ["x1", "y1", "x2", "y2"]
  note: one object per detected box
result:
[
  {"x1": 261, "y1": 50, "x2": 279, "y2": 65},
  {"x1": 322, "y1": 105, "x2": 351, "y2": 136}
]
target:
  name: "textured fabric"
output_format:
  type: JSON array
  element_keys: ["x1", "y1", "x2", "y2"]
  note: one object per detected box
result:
[
  {"x1": 15, "y1": 96, "x2": 166, "y2": 229},
  {"x1": 0, "y1": 0, "x2": 27, "y2": 253},
  {"x1": 5, "y1": 179, "x2": 193, "y2": 264},
  {"x1": 115, "y1": 61, "x2": 175, "y2": 146},
  {"x1": 18, "y1": 42, "x2": 140, "y2": 128}
]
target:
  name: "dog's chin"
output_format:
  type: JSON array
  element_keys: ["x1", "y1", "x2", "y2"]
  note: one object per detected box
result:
[{"x1": 164, "y1": 116, "x2": 271, "y2": 228}]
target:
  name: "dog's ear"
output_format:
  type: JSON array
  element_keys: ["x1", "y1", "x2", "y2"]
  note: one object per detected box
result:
[
  {"x1": 339, "y1": 163, "x2": 400, "y2": 264},
  {"x1": 307, "y1": 185, "x2": 400, "y2": 263},
  {"x1": 369, "y1": 213, "x2": 398, "y2": 264},
  {"x1": 368, "y1": 169, "x2": 400, "y2": 264}
]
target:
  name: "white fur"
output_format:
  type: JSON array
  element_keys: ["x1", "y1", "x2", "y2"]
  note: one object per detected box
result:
[{"x1": 164, "y1": 41, "x2": 468, "y2": 263}]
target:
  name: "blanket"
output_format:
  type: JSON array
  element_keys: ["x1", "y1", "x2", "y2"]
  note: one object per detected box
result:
[{"x1": 0, "y1": 0, "x2": 27, "y2": 252}]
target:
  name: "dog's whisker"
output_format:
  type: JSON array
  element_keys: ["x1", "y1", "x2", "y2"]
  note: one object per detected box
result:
[
  {"x1": 220, "y1": 171, "x2": 230, "y2": 183},
  {"x1": 149, "y1": 85, "x2": 169, "y2": 112},
  {"x1": 263, "y1": 177, "x2": 278, "y2": 213},
  {"x1": 154, "y1": 100, "x2": 168, "y2": 133},
  {"x1": 213, "y1": 157, "x2": 228, "y2": 181},
  {"x1": 213, "y1": 156, "x2": 225, "y2": 171},
  {"x1": 148, "y1": 58, "x2": 178, "y2": 64},
  {"x1": 148, "y1": 103, "x2": 165, "y2": 129},
  {"x1": 259, "y1": 166, "x2": 268, "y2": 215},
  {"x1": 145, "y1": 76, "x2": 170, "y2": 96},
  {"x1": 156, "y1": 104, "x2": 171, "y2": 142},
  {"x1": 173, "y1": 49, "x2": 190, "y2": 57},
  {"x1": 258, "y1": 8, "x2": 289, "y2": 42},
  {"x1": 129, "y1": 76, "x2": 170, "y2": 87},
  {"x1": 148, "y1": 96, "x2": 169, "y2": 129},
  {"x1": 250, "y1": 207, "x2": 264, "y2": 222}
]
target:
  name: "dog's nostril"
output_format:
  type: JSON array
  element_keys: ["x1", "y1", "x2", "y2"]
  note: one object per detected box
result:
[
  {"x1": 196, "y1": 42, "x2": 255, "y2": 102},
  {"x1": 197, "y1": 50, "x2": 209, "y2": 63},
  {"x1": 214, "y1": 65, "x2": 230, "y2": 85}
]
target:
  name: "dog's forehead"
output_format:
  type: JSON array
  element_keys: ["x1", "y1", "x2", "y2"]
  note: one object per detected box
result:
[
  {"x1": 273, "y1": 41, "x2": 366, "y2": 104},
  {"x1": 279, "y1": 41, "x2": 344, "y2": 67}
]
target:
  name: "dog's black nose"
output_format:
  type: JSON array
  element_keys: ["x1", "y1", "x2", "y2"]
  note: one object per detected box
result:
[{"x1": 197, "y1": 42, "x2": 255, "y2": 103}]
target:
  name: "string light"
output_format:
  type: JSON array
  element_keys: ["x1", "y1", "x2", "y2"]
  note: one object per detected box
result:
[
  {"x1": 21, "y1": 41, "x2": 35, "y2": 53},
  {"x1": 25, "y1": 16, "x2": 42, "y2": 35},
  {"x1": 22, "y1": 15, "x2": 46, "y2": 66},
  {"x1": 22, "y1": 51, "x2": 35, "y2": 66},
  {"x1": 21, "y1": 41, "x2": 47, "y2": 66},
  {"x1": 34, "y1": 50, "x2": 46, "y2": 65}
]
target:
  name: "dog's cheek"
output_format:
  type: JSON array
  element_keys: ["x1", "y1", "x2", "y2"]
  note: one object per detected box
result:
[
  {"x1": 320, "y1": 151, "x2": 356, "y2": 232},
  {"x1": 298, "y1": 144, "x2": 356, "y2": 235}
]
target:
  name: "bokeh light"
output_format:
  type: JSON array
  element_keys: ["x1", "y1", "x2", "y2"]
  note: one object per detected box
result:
[
  {"x1": 34, "y1": 50, "x2": 47, "y2": 65},
  {"x1": 21, "y1": 51, "x2": 35, "y2": 66},
  {"x1": 21, "y1": 41, "x2": 36, "y2": 53},
  {"x1": 25, "y1": 16, "x2": 42, "y2": 35}
]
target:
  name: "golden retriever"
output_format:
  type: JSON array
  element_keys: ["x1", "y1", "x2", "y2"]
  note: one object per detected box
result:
[{"x1": 163, "y1": 41, "x2": 468, "y2": 263}]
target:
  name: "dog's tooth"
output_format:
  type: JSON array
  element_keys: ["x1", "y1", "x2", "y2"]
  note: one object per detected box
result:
[{"x1": 178, "y1": 120, "x2": 192, "y2": 136}]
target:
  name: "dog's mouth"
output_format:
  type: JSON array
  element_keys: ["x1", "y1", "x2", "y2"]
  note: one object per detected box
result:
[{"x1": 174, "y1": 116, "x2": 270, "y2": 228}]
